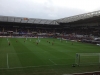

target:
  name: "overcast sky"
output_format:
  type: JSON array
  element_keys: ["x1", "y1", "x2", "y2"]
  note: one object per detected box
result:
[{"x1": 0, "y1": 0, "x2": 100, "y2": 20}]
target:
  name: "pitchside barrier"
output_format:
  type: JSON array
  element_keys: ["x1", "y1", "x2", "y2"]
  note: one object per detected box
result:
[{"x1": 75, "y1": 53, "x2": 100, "y2": 66}]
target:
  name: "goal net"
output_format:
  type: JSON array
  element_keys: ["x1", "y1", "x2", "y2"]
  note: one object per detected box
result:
[{"x1": 75, "y1": 53, "x2": 100, "y2": 66}]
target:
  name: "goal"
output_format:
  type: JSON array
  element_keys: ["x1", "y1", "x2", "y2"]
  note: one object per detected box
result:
[{"x1": 75, "y1": 53, "x2": 100, "y2": 66}]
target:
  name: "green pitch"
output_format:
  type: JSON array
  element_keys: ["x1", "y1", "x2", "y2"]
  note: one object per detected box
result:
[{"x1": 0, "y1": 38, "x2": 100, "y2": 75}]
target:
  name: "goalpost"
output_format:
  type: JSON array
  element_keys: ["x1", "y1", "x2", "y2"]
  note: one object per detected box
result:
[{"x1": 75, "y1": 53, "x2": 100, "y2": 66}]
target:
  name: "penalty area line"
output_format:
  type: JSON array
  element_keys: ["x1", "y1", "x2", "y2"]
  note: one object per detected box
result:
[
  {"x1": 0, "y1": 64, "x2": 71, "y2": 69},
  {"x1": 7, "y1": 53, "x2": 9, "y2": 69},
  {"x1": 49, "y1": 59, "x2": 57, "y2": 65},
  {"x1": 0, "y1": 65, "x2": 54, "y2": 69}
]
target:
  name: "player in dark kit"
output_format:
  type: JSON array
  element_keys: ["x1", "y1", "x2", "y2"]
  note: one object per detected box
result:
[
  {"x1": 8, "y1": 42, "x2": 10, "y2": 46},
  {"x1": 49, "y1": 42, "x2": 50, "y2": 44},
  {"x1": 52, "y1": 42, "x2": 54, "y2": 45},
  {"x1": 16, "y1": 40, "x2": 17, "y2": 42},
  {"x1": 36, "y1": 42, "x2": 38, "y2": 45}
]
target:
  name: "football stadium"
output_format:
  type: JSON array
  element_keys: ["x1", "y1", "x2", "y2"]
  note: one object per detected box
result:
[
  {"x1": 0, "y1": 1, "x2": 100, "y2": 75},
  {"x1": 0, "y1": 10, "x2": 100, "y2": 75}
]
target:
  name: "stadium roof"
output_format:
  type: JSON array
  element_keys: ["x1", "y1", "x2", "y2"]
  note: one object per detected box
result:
[
  {"x1": 0, "y1": 16, "x2": 59, "y2": 25},
  {"x1": 56, "y1": 10, "x2": 100, "y2": 23},
  {"x1": 0, "y1": 10, "x2": 100, "y2": 25}
]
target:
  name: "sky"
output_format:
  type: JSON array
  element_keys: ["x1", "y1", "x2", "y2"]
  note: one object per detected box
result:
[{"x1": 0, "y1": 0, "x2": 100, "y2": 20}]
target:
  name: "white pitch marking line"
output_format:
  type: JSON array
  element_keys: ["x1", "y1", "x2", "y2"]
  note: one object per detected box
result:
[
  {"x1": 49, "y1": 59, "x2": 57, "y2": 65},
  {"x1": 0, "y1": 64, "x2": 71, "y2": 69},
  {"x1": 0, "y1": 68, "x2": 8, "y2": 69},
  {"x1": 0, "y1": 65, "x2": 53, "y2": 69},
  {"x1": 7, "y1": 53, "x2": 9, "y2": 69}
]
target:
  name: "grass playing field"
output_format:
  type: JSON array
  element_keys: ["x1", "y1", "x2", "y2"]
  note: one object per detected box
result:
[{"x1": 0, "y1": 37, "x2": 100, "y2": 75}]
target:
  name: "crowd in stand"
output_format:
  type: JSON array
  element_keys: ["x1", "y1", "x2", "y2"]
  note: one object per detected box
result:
[{"x1": 0, "y1": 27, "x2": 100, "y2": 40}]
